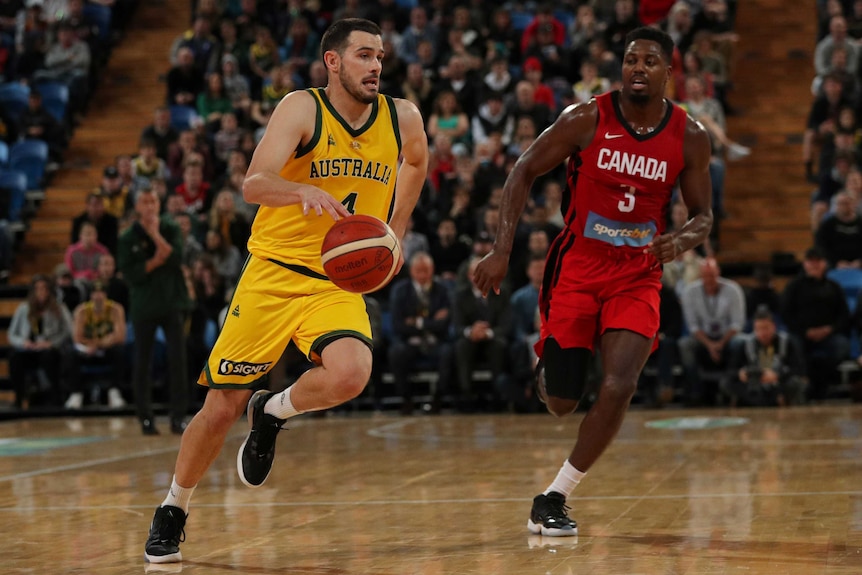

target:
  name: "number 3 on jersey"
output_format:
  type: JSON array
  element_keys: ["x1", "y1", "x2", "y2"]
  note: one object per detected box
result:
[
  {"x1": 618, "y1": 185, "x2": 636, "y2": 213},
  {"x1": 341, "y1": 191, "x2": 357, "y2": 215}
]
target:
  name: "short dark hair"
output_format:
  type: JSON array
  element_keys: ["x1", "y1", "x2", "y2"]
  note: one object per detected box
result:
[
  {"x1": 624, "y1": 27, "x2": 675, "y2": 63},
  {"x1": 753, "y1": 305, "x2": 774, "y2": 323},
  {"x1": 320, "y1": 18, "x2": 382, "y2": 59}
]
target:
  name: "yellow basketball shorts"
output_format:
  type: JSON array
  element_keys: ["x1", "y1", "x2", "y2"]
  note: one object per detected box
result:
[{"x1": 198, "y1": 255, "x2": 373, "y2": 388}]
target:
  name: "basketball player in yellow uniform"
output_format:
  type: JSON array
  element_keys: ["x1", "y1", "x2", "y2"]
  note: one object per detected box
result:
[{"x1": 144, "y1": 18, "x2": 429, "y2": 564}]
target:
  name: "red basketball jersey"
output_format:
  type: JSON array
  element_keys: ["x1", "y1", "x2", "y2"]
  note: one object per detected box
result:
[{"x1": 562, "y1": 91, "x2": 687, "y2": 252}]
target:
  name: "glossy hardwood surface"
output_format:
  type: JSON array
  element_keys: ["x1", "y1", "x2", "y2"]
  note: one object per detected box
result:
[{"x1": 1, "y1": 405, "x2": 861, "y2": 574}]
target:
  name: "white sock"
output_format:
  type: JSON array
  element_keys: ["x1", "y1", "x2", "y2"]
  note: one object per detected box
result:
[
  {"x1": 264, "y1": 386, "x2": 303, "y2": 420},
  {"x1": 543, "y1": 461, "x2": 586, "y2": 498},
  {"x1": 161, "y1": 475, "x2": 195, "y2": 514}
]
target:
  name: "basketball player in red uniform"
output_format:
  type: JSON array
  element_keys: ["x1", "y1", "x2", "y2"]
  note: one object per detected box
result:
[{"x1": 474, "y1": 27, "x2": 713, "y2": 536}]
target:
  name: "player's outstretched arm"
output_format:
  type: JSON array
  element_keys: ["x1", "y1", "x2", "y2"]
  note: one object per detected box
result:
[
  {"x1": 243, "y1": 90, "x2": 350, "y2": 219},
  {"x1": 645, "y1": 116, "x2": 713, "y2": 264},
  {"x1": 389, "y1": 98, "x2": 429, "y2": 241},
  {"x1": 473, "y1": 102, "x2": 597, "y2": 296}
]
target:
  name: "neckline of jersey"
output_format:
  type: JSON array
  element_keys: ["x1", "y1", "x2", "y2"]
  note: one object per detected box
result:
[
  {"x1": 317, "y1": 88, "x2": 380, "y2": 139},
  {"x1": 610, "y1": 91, "x2": 673, "y2": 142}
]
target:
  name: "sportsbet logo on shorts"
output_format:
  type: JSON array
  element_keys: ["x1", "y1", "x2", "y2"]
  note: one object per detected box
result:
[
  {"x1": 218, "y1": 359, "x2": 272, "y2": 377},
  {"x1": 584, "y1": 211, "x2": 656, "y2": 247}
]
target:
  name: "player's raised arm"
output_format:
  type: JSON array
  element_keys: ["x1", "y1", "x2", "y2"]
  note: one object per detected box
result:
[
  {"x1": 473, "y1": 102, "x2": 597, "y2": 296},
  {"x1": 242, "y1": 90, "x2": 350, "y2": 219},
  {"x1": 388, "y1": 98, "x2": 429, "y2": 241},
  {"x1": 645, "y1": 116, "x2": 713, "y2": 264}
]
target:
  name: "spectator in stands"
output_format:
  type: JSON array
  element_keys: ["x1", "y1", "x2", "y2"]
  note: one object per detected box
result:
[
  {"x1": 523, "y1": 24, "x2": 573, "y2": 88},
  {"x1": 400, "y1": 6, "x2": 439, "y2": 66},
  {"x1": 521, "y1": 57, "x2": 557, "y2": 112},
  {"x1": 36, "y1": 19, "x2": 90, "y2": 117},
  {"x1": 509, "y1": 228, "x2": 550, "y2": 292},
  {"x1": 93, "y1": 252, "x2": 129, "y2": 314},
  {"x1": 64, "y1": 280, "x2": 127, "y2": 410},
  {"x1": 131, "y1": 137, "x2": 168, "y2": 189},
  {"x1": 816, "y1": 191, "x2": 862, "y2": 268},
  {"x1": 115, "y1": 153, "x2": 141, "y2": 199},
  {"x1": 723, "y1": 306, "x2": 806, "y2": 407},
  {"x1": 428, "y1": 216, "x2": 471, "y2": 289},
  {"x1": 13, "y1": 1, "x2": 49, "y2": 80},
  {"x1": 399, "y1": 62, "x2": 433, "y2": 120},
  {"x1": 568, "y1": 4, "x2": 603, "y2": 59},
  {"x1": 573, "y1": 59, "x2": 611, "y2": 104},
  {"x1": 167, "y1": 129, "x2": 213, "y2": 182},
  {"x1": 647, "y1": 283, "x2": 684, "y2": 407},
  {"x1": 781, "y1": 246, "x2": 851, "y2": 401},
  {"x1": 812, "y1": 149, "x2": 855, "y2": 231},
  {"x1": 140, "y1": 106, "x2": 179, "y2": 161},
  {"x1": 167, "y1": 46, "x2": 204, "y2": 107},
  {"x1": 53, "y1": 262, "x2": 83, "y2": 312},
  {"x1": 8, "y1": 274, "x2": 72, "y2": 409},
  {"x1": 98, "y1": 164, "x2": 131, "y2": 222},
  {"x1": 203, "y1": 228, "x2": 241, "y2": 286},
  {"x1": 435, "y1": 54, "x2": 479, "y2": 118},
  {"x1": 427, "y1": 89, "x2": 470, "y2": 148},
  {"x1": 169, "y1": 14, "x2": 220, "y2": 73},
  {"x1": 17, "y1": 90, "x2": 66, "y2": 163},
  {"x1": 805, "y1": 77, "x2": 853, "y2": 184},
  {"x1": 282, "y1": 16, "x2": 318, "y2": 76},
  {"x1": 509, "y1": 254, "x2": 544, "y2": 361},
  {"x1": 400, "y1": 214, "x2": 429, "y2": 268},
  {"x1": 207, "y1": 188, "x2": 249, "y2": 254},
  {"x1": 247, "y1": 24, "x2": 279, "y2": 100},
  {"x1": 605, "y1": 0, "x2": 641, "y2": 60},
  {"x1": 220, "y1": 54, "x2": 251, "y2": 116},
  {"x1": 186, "y1": 254, "x2": 226, "y2": 383},
  {"x1": 453, "y1": 256, "x2": 512, "y2": 411},
  {"x1": 214, "y1": 18, "x2": 248, "y2": 75},
  {"x1": 118, "y1": 187, "x2": 190, "y2": 435},
  {"x1": 486, "y1": 7, "x2": 520, "y2": 64},
  {"x1": 520, "y1": 3, "x2": 566, "y2": 57},
  {"x1": 173, "y1": 210, "x2": 203, "y2": 268},
  {"x1": 174, "y1": 160, "x2": 211, "y2": 221},
  {"x1": 196, "y1": 71, "x2": 232, "y2": 131},
  {"x1": 813, "y1": 44, "x2": 860, "y2": 102},
  {"x1": 679, "y1": 258, "x2": 746, "y2": 406},
  {"x1": 815, "y1": 15, "x2": 860, "y2": 79},
  {"x1": 69, "y1": 195, "x2": 118, "y2": 263},
  {"x1": 509, "y1": 80, "x2": 554, "y2": 133},
  {"x1": 64, "y1": 220, "x2": 110, "y2": 283},
  {"x1": 212, "y1": 111, "x2": 243, "y2": 165},
  {"x1": 661, "y1": 1, "x2": 695, "y2": 54},
  {"x1": 387, "y1": 252, "x2": 455, "y2": 415}
]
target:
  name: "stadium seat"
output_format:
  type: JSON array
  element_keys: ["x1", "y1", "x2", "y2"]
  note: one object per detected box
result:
[
  {"x1": 9, "y1": 139, "x2": 49, "y2": 190},
  {"x1": 0, "y1": 141, "x2": 7, "y2": 166},
  {"x1": 169, "y1": 104, "x2": 198, "y2": 130},
  {"x1": 827, "y1": 268, "x2": 862, "y2": 302},
  {"x1": 0, "y1": 169, "x2": 27, "y2": 221},
  {"x1": 33, "y1": 81, "x2": 70, "y2": 123},
  {"x1": 510, "y1": 11, "x2": 534, "y2": 32},
  {"x1": 0, "y1": 82, "x2": 30, "y2": 118}
]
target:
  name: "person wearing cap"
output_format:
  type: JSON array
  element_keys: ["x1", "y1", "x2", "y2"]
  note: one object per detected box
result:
[
  {"x1": 64, "y1": 280, "x2": 128, "y2": 410},
  {"x1": 520, "y1": 57, "x2": 557, "y2": 112},
  {"x1": 780, "y1": 246, "x2": 852, "y2": 401}
]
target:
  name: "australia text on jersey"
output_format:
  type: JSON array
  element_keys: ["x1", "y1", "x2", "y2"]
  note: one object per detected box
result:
[{"x1": 308, "y1": 157, "x2": 393, "y2": 185}]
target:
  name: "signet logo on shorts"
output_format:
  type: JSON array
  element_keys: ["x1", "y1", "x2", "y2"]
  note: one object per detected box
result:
[{"x1": 218, "y1": 359, "x2": 272, "y2": 377}]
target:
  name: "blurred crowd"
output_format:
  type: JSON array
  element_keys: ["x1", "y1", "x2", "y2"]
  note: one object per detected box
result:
[{"x1": 9, "y1": 0, "x2": 859, "y2": 417}]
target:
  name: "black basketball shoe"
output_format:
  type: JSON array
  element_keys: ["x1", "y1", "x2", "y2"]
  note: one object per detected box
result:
[
  {"x1": 527, "y1": 492, "x2": 577, "y2": 537},
  {"x1": 237, "y1": 390, "x2": 287, "y2": 488},
  {"x1": 144, "y1": 505, "x2": 186, "y2": 563}
]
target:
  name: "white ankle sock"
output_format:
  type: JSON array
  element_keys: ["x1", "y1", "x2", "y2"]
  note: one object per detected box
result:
[
  {"x1": 543, "y1": 461, "x2": 586, "y2": 498},
  {"x1": 264, "y1": 386, "x2": 303, "y2": 420},
  {"x1": 161, "y1": 475, "x2": 195, "y2": 514}
]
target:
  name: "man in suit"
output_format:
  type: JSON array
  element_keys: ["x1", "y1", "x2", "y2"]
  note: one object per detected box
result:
[
  {"x1": 387, "y1": 252, "x2": 455, "y2": 415},
  {"x1": 453, "y1": 256, "x2": 512, "y2": 411}
]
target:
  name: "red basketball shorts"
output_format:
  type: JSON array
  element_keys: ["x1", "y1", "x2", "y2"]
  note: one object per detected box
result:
[{"x1": 535, "y1": 239, "x2": 662, "y2": 357}]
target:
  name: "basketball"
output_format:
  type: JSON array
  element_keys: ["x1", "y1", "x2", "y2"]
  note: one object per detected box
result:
[{"x1": 321, "y1": 214, "x2": 401, "y2": 294}]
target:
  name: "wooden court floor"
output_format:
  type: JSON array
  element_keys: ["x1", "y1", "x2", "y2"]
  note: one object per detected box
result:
[{"x1": 1, "y1": 404, "x2": 861, "y2": 574}]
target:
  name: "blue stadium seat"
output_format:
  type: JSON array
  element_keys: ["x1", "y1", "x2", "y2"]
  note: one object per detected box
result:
[
  {"x1": 394, "y1": 0, "x2": 418, "y2": 8},
  {"x1": 83, "y1": 2, "x2": 112, "y2": 43},
  {"x1": 0, "y1": 169, "x2": 27, "y2": 221},
  {"x1": 827, "y1": 268, "x2": 862, "y2": 302},
  {"x1": 0, "y1": 141, "x2": 7, "y2": 166},
  {"x1": 169, "y1": 104, "x2": 198, "y2": 130},
  {"x1": 9, "y1": 139, "x2": 48, "y2": 190},
  {"x1": 33, "y1": 81, "x2": 69, "y2": 123},
  {"x1": 510, "y1": 11, "x2": 534, "y2": 32},
  {"x1": 0, "y1": 82, "x2": 30, "y2": 118}
]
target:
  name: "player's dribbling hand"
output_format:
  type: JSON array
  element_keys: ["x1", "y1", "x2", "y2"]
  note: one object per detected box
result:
[
  {"x1": 300, "y1": 187, "x2": 351, "y2": 220},
  {"x1": 645, "y1": 234, "x2": 681, "y2": 265},
  {"x1": 473, "y1": 249, "x2": 509, "y2": 297}
]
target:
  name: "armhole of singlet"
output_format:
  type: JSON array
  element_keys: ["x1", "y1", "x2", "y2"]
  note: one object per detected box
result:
[
  {"x1": 384, "y1": 95, "x2": 402, "y2": 155},
  {"x1": 295, "y1": 88, "x2": 322, "y2": 159}
]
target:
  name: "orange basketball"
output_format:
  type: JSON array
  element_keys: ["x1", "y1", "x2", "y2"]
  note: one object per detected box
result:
[{"x1": 321, "y1": 214, "x2": 401, "y2": 294}]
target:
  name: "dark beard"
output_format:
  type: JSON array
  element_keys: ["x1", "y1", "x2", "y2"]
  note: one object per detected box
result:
[
  {"x1": 624, "y1": 90, "x2": 651, "y2": 106},
  {"x1": 340, "y1": 68, "x2": 377, "y2": 104}
]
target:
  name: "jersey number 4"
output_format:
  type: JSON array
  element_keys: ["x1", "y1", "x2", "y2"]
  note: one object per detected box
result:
[
  {"x1": 341, "y1": 191, "x2": 357, "y2": 215},
  {"x1": 619, "y1": 185, "x2": 636, "y2": 213}
]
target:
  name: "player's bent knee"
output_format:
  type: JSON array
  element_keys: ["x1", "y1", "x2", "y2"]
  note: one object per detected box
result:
[
  {"x1": 322, "y1": 339, "x2": 373, "y2": 400},
  {"x1": 602, "y1": 375, "x2": 638, "y2": 404},
  {"x1": 203, "y1": 388, "x2": 250, "y2": 427}
]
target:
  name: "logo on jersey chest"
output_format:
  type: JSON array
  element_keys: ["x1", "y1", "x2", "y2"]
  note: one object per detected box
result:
[
  {"x1": 309, "y1": 158, "x2": 392, "y2": 184},
  {"x1": 597, "y1": 148, "x2": 668, "y2": 182},
  {"x1": 584, "y1": 211, "x2": 656, "y2": 247}
]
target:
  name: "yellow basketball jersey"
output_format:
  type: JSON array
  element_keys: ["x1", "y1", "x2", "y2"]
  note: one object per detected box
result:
[{"x1": 247, "y1": 88, "x2": 402, "y2": 275}]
